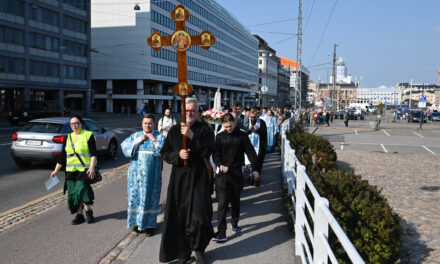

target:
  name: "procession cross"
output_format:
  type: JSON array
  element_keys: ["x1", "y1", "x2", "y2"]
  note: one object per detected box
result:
[{"x1": 147, "y1": 4, "x2": 215, "y2": 165}]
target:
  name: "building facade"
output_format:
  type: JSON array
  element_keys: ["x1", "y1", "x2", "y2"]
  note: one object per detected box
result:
[
  {"x1": 277, "y1": 63, "x2": 290, "y2": 108},
  {"x1": 0, "y1": 0, "x2": 91, "y2": 116},
  {"x1": 356, "y1": 87, "x2": 402, "y2": 106},
  {"x1": 254, "y1": 35, "x2": 277, "y2": 108},
  {"x1": 278, "y1": 56, "x2": 309, "y2": 108},
  {"x1": 317, "y1": 83, "x2": 358, "y2": 109},
  {"x1": 91, "y1": 0, "x2": 258, "y2": 114}
]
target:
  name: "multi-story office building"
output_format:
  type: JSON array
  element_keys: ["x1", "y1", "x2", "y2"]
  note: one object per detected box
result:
[
  {"x1": 91, "y1": 0, "x2": 258, "y2": 114},
  {"x1": 0, "y1": 0, "x2": 91, "y2": 115},
  {"x1": 278, "y1": 63, "x2": 290, "y2": 108},
  {"x1": 278, "y1": 56, "x2": 309, "y2": 108},
  {"x1": 255, "y1": 35, "x2": 278, "y2": 108}
]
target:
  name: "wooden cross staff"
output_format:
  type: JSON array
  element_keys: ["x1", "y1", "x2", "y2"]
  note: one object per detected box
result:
[{"x1": 147, "y1": 4, "x2": 216, "y2": 165}]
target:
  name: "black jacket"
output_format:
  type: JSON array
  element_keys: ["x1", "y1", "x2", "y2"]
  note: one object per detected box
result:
[{"x1": 213, "y1": 127, "x2": 258, "y2": 173}]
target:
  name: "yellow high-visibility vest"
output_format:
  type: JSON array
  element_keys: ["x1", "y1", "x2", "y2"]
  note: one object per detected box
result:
[{"x1": 65, "y1": 130, "x2": 94, "y2": 172}]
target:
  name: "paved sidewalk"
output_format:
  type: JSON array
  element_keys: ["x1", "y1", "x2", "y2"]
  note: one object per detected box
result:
[{"x1": 104, "y1": 152, "x2": 297, "y2": 264}]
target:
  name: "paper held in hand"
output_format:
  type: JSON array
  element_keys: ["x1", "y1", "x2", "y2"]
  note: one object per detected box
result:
[{"x1": 45, "y1": 176, "x2": 59, "y2": 191}]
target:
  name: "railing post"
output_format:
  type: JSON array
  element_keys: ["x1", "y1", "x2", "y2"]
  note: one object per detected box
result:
[
  {"x1": 295, "y1": 164, "x2": 306, "y2": 255},
  {"x1": 314, "y1": 198, "x2": 329, "y2": 264}
]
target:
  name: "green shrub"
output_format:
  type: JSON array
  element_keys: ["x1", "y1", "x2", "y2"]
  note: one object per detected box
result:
[
  {"x1": 313, "y1": 170, "x2": 401, "y2": 263},
  {"x1": 283, "y1": 120, "x2": 401, "y2": 263}
]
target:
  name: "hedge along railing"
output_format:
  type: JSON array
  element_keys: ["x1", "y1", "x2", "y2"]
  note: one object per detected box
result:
[{"x1": 281, "y1": 119, "x2": 365, "y2": 264}]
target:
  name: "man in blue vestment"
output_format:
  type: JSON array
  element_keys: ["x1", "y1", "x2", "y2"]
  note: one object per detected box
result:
[{"x1": 121, "y1": 113, "x2": 165, "y2": 236}]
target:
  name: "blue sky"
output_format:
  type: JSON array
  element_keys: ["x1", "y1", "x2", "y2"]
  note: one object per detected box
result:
[{"x1": 218, "y1": 0, "x2": 440, "y2": 87}]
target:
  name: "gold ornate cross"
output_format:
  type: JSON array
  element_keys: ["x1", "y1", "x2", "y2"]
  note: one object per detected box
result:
[{"x1": 147, "y1": 4, "x2": 216, "y2": 163}]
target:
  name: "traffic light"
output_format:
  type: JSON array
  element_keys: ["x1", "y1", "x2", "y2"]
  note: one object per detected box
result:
[{"x1": 255, "y1": 93, "x2": 259, "y2": 102}]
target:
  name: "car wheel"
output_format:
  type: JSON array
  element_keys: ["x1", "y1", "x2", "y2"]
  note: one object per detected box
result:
[
  {"x1": 107, "y1": 140, "x2": 118, "y2": 159},
  {"x1": 14, "y1": 158, "x2": 31, "y2": 168}
]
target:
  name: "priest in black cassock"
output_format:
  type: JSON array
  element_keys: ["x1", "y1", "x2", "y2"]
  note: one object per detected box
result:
[{"x1": 159, "y1": 98, "x2": 215, "y2": 264}]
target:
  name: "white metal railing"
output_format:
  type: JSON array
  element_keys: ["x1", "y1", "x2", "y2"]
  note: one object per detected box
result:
[{"x1": 281, "y1": 118, "x2": 365, "y2": 264}]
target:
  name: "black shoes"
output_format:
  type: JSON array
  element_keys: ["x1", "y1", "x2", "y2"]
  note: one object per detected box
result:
[
  {"x1": 132, "y1": 226, "x2": 155, "y2": 237},
  {"x1": 71, "y1": 214, "x2": 85, "y2": 225},
  {"x1": 85, "y1": 210, "x2": 94, "y2": 224},
  {"x1": 195, "y1": 251, "x2": 206, "y2": 264},
  {"x1": 176, "y1": 255, "x2": 192, "y2": 264}
]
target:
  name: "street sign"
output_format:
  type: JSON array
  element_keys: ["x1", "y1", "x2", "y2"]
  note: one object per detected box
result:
[
  {"x1": 261, "y1": 86, "x2": 268, "y2": 93},
  {"x1": 419, "y1": 95, "x2": 426, "y2": 108},
  {"x1": 327, "y1": 99, "x2": 331, "y2": 105},
  {"x1": 404, "y1": 101, "x2": 408, "y2": 105}
]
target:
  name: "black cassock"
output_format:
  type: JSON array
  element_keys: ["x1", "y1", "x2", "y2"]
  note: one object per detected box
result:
[{"x1": 159, "y1": 121, "x2": 215, "y2": 263}]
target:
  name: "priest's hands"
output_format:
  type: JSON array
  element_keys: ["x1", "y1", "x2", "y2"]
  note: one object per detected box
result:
[
  {"x1": 181, "y1": 123, "x2": 194, "y2": 139},
  {"x1": 179, "y1": 149, "x2": 191, "y2": 160},
  {"x1": 220, "y1": 165, "x2": 229, "y2": 173}
]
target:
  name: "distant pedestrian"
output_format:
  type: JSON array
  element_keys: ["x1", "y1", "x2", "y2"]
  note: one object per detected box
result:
[
  {"x1": 344, "y1": 110, "x2": 350, "y2": 127},
  {"x1": 158, "y1": 108, "x2": 176, "y2": 137},
  {"x1": 121, "y1": 113, "x2": 165, "y2": 236},
  {"x1": 325, "y1": 111, "x2": 330, "y2": 126},
  {"x1": 330, "y1": 111, "x2": 334, "y2": 123},
  {"x1": 50, "y1": 115, "x2": 97, "y2": 225}
]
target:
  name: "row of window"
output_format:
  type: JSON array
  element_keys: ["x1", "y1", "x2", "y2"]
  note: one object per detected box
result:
[
  {"x1": 151, "y1": 63, "x2": 177, "y2": 78},
  {"x1": 152, "y1": 7, "x2": 256, "y2": 64},
  {"x1": 29, "y1": 32, "x2": 59, "y2": 52},
  {"x1": 0, "y1": 0, "x2": 25, "y2": 17},
  {"x1": 0, "y1": 25, "x2": 87, "y2": 56},
  {"x1": 0, "y1": 56, "x2": 86, "y2": 79},
  {"x1": 62, "y1": 0, "x2": 87, "y2": 10},
  {"x1": 151, "y1": 26, "x2": 256, "y2": 75},
  {"x1": 63, "y1": 64, "x2": 86, "y2": 79},
  {"x1": 0, "y1": 26, "x2": 24, "y2": 45},
  {"x1": 63, "y1": 15, "x2": 87, "y2": 33},
  {"x1": 151, "y1": 63, "x2": 251, "y2": 88},
  {"x1": 155, "y1": 0, "x2": 256, "y2": 52},
  {"x1": 0, "y1": 56, "x2": 25, "y2": 74},
  {"x1": 151, "y1": 47, "x2": 256, "y2": 83},
  {"x1": 28, "y1": 5, "x2": 59, "y2": 26},
  {"x1": 29, "y1": 60, "x2": 59, "y2": 77}
]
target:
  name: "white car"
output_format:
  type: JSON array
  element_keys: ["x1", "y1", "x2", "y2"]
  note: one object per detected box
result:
[{"x1": 11, "y1": 117, "x2": 118, "y2": 167}]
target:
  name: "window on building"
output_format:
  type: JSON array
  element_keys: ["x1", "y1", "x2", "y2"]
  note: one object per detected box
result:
[
  {"x1": 28, "y1": 32, "x2": 59, "y2": 52},
  {"x1": 28, "y1": 5, "x2": 59, "y2": 26},
  {"x1": 3, "y1": 0, "x2": 24, "y2": 17},
  {"x1": 259, "y1": 60, "x2": 262, "y2": 64},
  {"x1": 62, "y1": 65, "x2": 86, "y2": 79},
  {"x1": 62, "y1": 40, "x2": 87, "y2": 57},
  {"x1": 0, "y1": 26, "x2": 24, "y2": 45},
  {"x1": 0, "y1": 56, "x2": 25, "y2": 74},
  {"x1": 63, "y1": 15, "x2": 86, "y2": 33},
  {"x1": 62, "y1": 0, "x2": 86, "y2": 10},
  {"x1": 30, "y1": 60, "x2": 59, "y2": 77}
]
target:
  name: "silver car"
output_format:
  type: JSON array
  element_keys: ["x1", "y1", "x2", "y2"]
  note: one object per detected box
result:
[{"x1": 11, "y1": 117, "x2": 118, "y2": 167}]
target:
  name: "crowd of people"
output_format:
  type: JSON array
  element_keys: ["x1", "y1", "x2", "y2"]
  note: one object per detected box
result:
[{"x1": 50, "y1": 99, "x2": 294, "y2": 264}]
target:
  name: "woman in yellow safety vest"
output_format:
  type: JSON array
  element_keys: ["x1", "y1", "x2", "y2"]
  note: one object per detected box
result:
[{"x1": 50, "y1": 116, "x2": 98, "y2": 225}]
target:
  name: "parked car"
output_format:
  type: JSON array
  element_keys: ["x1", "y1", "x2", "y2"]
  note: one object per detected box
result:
[
  {"x1": 10, "y1": 117, "x2": 118, "y2": 167},
  {"x1": 8, "y1": 101, "x2": 68, "y2": 125},
  {"x1": 407, "y1": 111, "x2": 427, "y2": 123},
  {"x1": 334, "y1": 110, "x2": 345, "y2": 119},
  {"x1": 428, "y1": 112, "x2": 440, "y2": 121}
]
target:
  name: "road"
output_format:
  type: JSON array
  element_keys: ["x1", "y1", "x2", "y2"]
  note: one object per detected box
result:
[
  {"x1": 311, "y1": 112, "x2": 440, "y2": 155},
  {"x1": 0, "y1": 114, "x2": 145, "y2": 214}
]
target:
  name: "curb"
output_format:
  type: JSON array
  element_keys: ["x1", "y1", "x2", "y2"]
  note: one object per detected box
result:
[
  {"x1": 0, "y1": 164, "x2": 129, "y2": 234},
  {"x1": 98, "y1": 205, "x2": 165, "y2": 264}
]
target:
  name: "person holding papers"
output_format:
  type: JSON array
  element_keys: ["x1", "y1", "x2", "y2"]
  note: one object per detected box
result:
[{"x1": 50, "y1": 115, "x2": 98, "y2": 225}]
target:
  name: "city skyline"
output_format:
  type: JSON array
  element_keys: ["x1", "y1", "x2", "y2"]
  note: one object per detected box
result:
[{"x1": 219, "y1": 0, "x2": 440, "y2": 87}]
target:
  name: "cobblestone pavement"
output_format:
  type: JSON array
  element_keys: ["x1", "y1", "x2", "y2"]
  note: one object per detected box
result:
[
  {"x1": 0, "y1": 164, "x2": 129, "y2": 234},
  {"x1": 336, "y1": 150, "x2": 440, "y2": 264}
]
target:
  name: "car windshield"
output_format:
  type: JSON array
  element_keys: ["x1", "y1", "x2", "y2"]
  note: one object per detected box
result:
[
  {"x1": 431, "y1": 113, "x2": 440, "y2": 116},
  {"x1": 412, "y1": 112, "x2": 423, "y2": 117},
  {"x1": 20, "y1": 122, "x2": 64, "y2": 133}
]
